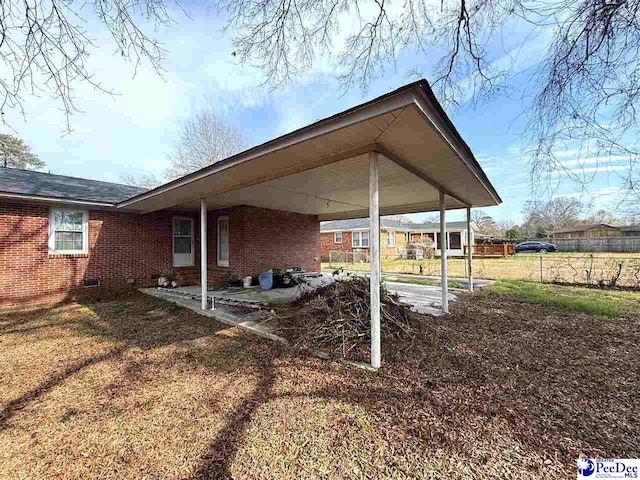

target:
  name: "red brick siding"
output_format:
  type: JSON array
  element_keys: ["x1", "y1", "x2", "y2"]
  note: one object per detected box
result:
[
  {"x1": 0, "y1": 202, "x2": 190, "y2": 306},
  {"x1": 0, "y1": 202, "x2": 319, "y2": 306},
  {"x1": 320, "y1": 231, "x2": 353, "y2": 261},
  {"x1": 320, "y1": 229, "x2": 409, "y2": 261},
  {"x1": 231, "y1": 206, "x2": 320, "y2": 278}
]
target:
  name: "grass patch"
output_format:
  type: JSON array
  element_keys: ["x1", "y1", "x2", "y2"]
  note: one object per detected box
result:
[
  {"x1": 165, "y1": 302, "x2": 184, "y2": 313},
  {"x1": 2, "y1": 290, "x2": 640, "y2": 478},
  {"x1": 325, "y1": 252, "x2": 640, "y2": 287},
  {"x1": 488, "y1": 280, "x2": 640, "y2": 317},
  {"x1": 59, "y1": 408, "x2": 79, "y2": 423}
]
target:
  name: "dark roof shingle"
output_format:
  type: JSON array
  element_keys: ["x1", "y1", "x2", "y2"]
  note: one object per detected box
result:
[
  {"x1": 552, "y1": 223, "x2": 618, "y2": 234},
  {"x1": 0, "y1": 168, "x2": 148, "y2": 204}
]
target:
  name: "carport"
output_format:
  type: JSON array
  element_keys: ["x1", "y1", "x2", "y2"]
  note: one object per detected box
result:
[{"x1": 118, "y1": 80, "x2": 501, "y2": 369}]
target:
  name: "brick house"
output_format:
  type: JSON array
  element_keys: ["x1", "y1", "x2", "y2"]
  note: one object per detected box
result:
[
  {"x1": 320, "y1": 218, "x2": 476, "y2": 261},
  {"x1": 0, "y1": 168, "x2": 319, "y2": 307},
  {"x1": 0, "y1": 79, "x2": 501, "y2": 330}
]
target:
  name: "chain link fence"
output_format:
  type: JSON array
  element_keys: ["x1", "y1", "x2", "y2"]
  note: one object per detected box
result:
[{"x1": 327, "y1": 251, "x2": 640, "y2": 288}]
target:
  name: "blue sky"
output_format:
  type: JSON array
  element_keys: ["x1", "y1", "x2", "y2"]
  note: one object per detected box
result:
[{"x1": 1, "y1": 4, "x2": 626, "y2": 224}]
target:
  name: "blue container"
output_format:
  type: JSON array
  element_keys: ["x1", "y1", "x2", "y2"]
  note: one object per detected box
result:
[{"x1": 258, "y1": 271, "x2": 273, "y2": 290}]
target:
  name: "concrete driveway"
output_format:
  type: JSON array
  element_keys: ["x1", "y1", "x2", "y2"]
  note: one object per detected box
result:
[{"x1": 383, "y1": 281, "x2": 455, "y2": 314}]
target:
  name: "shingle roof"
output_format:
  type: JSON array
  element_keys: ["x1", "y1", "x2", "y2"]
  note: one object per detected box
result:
[
  {"x1": 320, "y1": 218, "x2": 468, "y2": 231},
  {"x1": 553, "y1": 223, "x2": 618, "y2": 234},
  {"x1": 0, "y1": 168, "x2": 148, "y2": 204}
]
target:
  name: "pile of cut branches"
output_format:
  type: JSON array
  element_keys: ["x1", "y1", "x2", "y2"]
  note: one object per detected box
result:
[{"x1": 264, "y1": 277, "x2": 422, "y2": 360}]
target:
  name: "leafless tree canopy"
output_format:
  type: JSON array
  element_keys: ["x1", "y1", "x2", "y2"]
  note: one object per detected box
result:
[
  {"x1": 120, "y1": 173, "x2": 161, "y2": 188},
  {"x1": 522, "y1": 197, "x2": 584, "y2": 237},
  {"x1": 0, "y1": 0, "x2": 171, "y2": 130},
  {"x1": 2, "y1": 0, "x2": 640, "y2": 212},
  {"x1": 164, "y1": 110, "x2": 245, "y2": 179},
  {"x1": 214, "y1": 0, "x2": 640, "y2": 214}
]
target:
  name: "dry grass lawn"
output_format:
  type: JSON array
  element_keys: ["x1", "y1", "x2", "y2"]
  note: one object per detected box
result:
[
  {"x1": 1, "y1": 288, "x2": 639, "y2": 479},
  {"x1": 326, "y1": 252, "x2": 640, "y2": 286}
]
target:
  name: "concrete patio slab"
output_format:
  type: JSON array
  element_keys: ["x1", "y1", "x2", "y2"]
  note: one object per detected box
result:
[
  {"x1": 141, "y1": 287, "x2": 288, "y2": 344},
  {"x1": 170, "y1": 273, "x2": 335, "y2": 306}
]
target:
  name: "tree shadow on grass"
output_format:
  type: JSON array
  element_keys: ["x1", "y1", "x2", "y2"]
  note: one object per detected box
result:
[
  {"x1": 0, "y1": 345, "x2": 127, "y2": 429},
  {"x1": 188, "y1": 351, "x2": 277, "y2": 479},
  {"x1": 3, "y1": 290, "x2": 639, "y2": 477},
  {"x1": 0, "y1": 292, "x2": 236, "y2": 431}
]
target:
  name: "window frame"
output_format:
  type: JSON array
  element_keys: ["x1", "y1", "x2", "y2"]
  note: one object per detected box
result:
[
  {"x1": 48, "y1": 208, "x2": 89, "y2": 254},
  {"x1": 172, "y1": 216, "x2": 195, "y2": 267},
  {"x1": 387, "y1": 230, "x2": 396, "y2": 247},
  {"x1": 217, "y1": 215, "x2": 230, "y2": 268},
  {"x1": 352, "y1": 231, "x2": 370, "y2": 248},
  {"x1": 334, "y1": 232, "x2": 343, "y2": 244}
]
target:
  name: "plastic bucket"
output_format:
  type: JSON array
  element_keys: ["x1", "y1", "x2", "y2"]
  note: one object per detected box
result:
[
  {"x1": 258, "y1": 271, "x2": 273, "y2": 290},
  {"x1": 243, "y1": 276, "x2": 252, "y2": 288}
]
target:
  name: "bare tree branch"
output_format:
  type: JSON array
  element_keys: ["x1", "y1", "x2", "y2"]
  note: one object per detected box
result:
[
  {"x1": 164, "y1": 109, "x2": 245, "y2": 179},
  {"x1": 0, "y1": 0, "x2": 172, "y2": 131}
]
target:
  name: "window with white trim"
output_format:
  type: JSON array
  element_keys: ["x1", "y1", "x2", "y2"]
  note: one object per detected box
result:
[
  {"x1": 352, "y1": 231, "x2": 369, "y2": 248},
  {"x1": 334, "y1": 232, "x2": 343, "y2": 244},
  {"x1": 387, "y1": 230, "x2": 396, "y2": 247},
  {"x1": 49, "y1": 208, "x2": 88, "y2": 253}
]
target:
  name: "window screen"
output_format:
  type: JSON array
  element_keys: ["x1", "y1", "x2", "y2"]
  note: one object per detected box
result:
[
  {"x1": 173, "y1": 218, "x2": 192, "y2": 253},
  {"x1": 51, "y1": 210, "x2": 85, "y2": 252}
]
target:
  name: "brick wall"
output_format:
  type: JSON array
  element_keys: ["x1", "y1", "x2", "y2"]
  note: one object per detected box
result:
[
  {"x1": 0, "y1": 201, "x2": 320, "y2": 306},
  {"x1": 320, "y1": 229, "x2": 409, "y2": 261},
  {"x1": 0, "y1": 202, "x2": 200, "y2": 306},
  {"x1": 231, "y1": 206, "x2": 320, "y2": 278},
  {"x1": 320, "y1": 231, "x2": 353, "y2": 262}
]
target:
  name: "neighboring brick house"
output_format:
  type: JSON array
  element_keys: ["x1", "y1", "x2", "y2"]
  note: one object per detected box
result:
[
  {"x1": 320, "y1": 218, "x2": 476, "y2": 261},
  {"x1": 0, "y1": 168, "x2": 319, "y2": 306}
]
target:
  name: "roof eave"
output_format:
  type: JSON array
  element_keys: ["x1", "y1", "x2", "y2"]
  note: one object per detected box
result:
[{"x1": 116, "y1": 80, "x2": 501, "y2": 211}]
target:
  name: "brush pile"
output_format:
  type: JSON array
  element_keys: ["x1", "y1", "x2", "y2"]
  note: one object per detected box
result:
[{"x1": 265, "y1": 277, "x2": 421, "y2": 359}]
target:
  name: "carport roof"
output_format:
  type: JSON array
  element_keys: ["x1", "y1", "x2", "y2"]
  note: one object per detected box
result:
[{"x1": 118, "y1": 80, "x2": 501, "y2": 219}]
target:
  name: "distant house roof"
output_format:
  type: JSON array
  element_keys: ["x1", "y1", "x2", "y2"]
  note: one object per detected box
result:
[
  {"x1": 0, "y1": 168, "x2": 148, "y2": 205},
  {"x1": 621, "y1": 225, "x2": 640, "y2": 232},
  {"x1": 552, "y1": 223, "x2": 618, "y2": 234},
  {"x1": 320, "y1": 218, "x2": 470, "y2": 231}
]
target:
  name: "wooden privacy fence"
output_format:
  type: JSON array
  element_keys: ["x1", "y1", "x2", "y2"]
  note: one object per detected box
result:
[
  {"x1": 555, "y1": 237, "x2": 640, "y2": 253},
  {"x1": 464, "y1": 244, "x2": 515, "y2": 257}
]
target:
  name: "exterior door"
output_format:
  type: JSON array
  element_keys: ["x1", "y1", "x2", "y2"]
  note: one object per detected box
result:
[
  {"x1": 217, "y1": 216, "x2": 229, "y2": 267},
  {"x1": 173, "y1": 217, "x2": 194, "y2": 267}
]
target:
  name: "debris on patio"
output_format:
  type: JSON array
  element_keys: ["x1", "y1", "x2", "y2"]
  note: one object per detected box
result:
[{"x1": 261, "y1": 277, "x2": 424, "y2": 360}]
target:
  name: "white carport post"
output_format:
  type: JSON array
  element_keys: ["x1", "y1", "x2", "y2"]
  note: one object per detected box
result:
[
  {"x1": 467, "y1": 206, "x2": 473, "y2": 292},
  {"x1": 439, "y1": 191, "x2": 449, "y2": 313},
  {"x1": 369, "y1": 150, "x2": 381, "y2": 369},
  {"x1": 200, "y1": 199, "x2": 208, "y2": 311}
]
